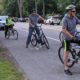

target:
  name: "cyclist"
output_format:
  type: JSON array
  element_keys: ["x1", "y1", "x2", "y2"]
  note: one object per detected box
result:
[
  {"x1": 26, "y1": 9, "x2": 44, "y2": 48},
  {"x1": 5, "y1": 15, "x2": 14, "y2": 37},
  {"x1": 62, "y1": 4, "x2": 80, "y2": 75}
]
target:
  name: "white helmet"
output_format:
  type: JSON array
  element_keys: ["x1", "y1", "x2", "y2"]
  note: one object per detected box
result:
[{"x1": 66, "y1": 4, "x2": 76, "y2": 11}]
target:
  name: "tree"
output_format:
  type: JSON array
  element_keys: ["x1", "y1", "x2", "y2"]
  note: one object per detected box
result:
[
  {"x1": 17, "y1": 0, "x2": 24, "y2": 17},
  {"x1": 1, "y1": 0, "x2": 80, "y2": 18},
  {"x1": 2, "y1": 0, "x2": 19, "y2": 16}
]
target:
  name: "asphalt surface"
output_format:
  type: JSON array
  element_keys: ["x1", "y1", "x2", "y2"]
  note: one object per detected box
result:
[{"x1": 0, "y1": 22, "x2": 80, "y2": 80}]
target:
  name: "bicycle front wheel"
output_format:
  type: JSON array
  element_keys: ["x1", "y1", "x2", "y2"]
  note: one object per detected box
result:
[
  {"x1": 5, "y1": 30, "x2": 10, "y2": 39},
  {"x1": 58, "y1": 46, "x2": 75, "y2": 67},
  {"x1": 12, "y1": 29, "x2": 18, "y2": 40},
  {"x1": 42, "y1": 35, "x2": 50, "y2": 49},
  {"x1": 31, "y1": 34, "x2": 37, "y2": 47}
]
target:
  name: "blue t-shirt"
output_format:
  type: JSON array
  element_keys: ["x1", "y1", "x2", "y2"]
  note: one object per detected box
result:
[
  {"x1": 62, "y1": 14, "x2": 80, "y2": 40},
  {"x1": 29, "y1": 14, "x2": 39, "y2": 27}
]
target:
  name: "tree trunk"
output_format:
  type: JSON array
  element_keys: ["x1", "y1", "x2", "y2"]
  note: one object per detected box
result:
[
  {"x1": 42, "y1": 0, "x2": 45, "y2": 17},
  {"x1": 35, "y1": 0, "x2": 37, "y2": 13},
  {"x1": 17, "y1": 0, "x2": 24, "y2": 17}
]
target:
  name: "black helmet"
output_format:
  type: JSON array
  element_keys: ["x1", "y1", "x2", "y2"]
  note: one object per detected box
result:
[{"x1": 65, "y1": 4, "x2": 76, "y2": 11}]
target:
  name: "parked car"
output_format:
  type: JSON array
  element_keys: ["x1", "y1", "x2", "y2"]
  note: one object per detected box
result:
[
  {"x1": 0, "y1": 16, "x2": 8, "y2": 30},
  {"x1": 45, "y1": 15, "x2": 61, "y2": 25},
  {"x1": 45, "y1": 16, "x2": 53, "y2": 24},
  {"x1": 18, "y1": 18, "x2": 27, "y2": 22}
]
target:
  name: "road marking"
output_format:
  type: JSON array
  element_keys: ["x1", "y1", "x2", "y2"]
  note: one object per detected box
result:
[
  {"x1": 43, "y1": 27, "x2": 62, "y2": 31},
  {"x1": 19, "y1": 29, "x2": 60, "y2": 42},
  {"x1": 46, "y1": 36, "x2": 60, "y2": 42}
]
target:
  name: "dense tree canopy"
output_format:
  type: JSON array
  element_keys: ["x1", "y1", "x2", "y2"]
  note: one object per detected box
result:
[{"x1": 0, "y1": 0, "x2": 80, "y2": 17}]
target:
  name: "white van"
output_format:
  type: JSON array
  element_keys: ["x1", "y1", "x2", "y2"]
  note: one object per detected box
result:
[{"x1": 0, "y1": 16, "x2": 8, "y2": 28}]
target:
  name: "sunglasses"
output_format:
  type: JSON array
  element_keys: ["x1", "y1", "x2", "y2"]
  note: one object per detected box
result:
[{"x1": 71, "y1": 11, "x2": 76, "y2": 12}]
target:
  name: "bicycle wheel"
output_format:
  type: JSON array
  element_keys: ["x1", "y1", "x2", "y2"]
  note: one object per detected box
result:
[
  {"x1": 5, "y1": 30, "x2": 10, "y2": 39},
  {"x1": 42, "y1": 34, "x2": 50, "y2": 49},
  {"x1": 59, "y1": 31, "x2": 64, "y2": 43},
  {"x1": 12, "y1": 29, "x2": 18, "y2": 40},
  {"x1": 31, "y1": 34, "x2": 37, "y2": 47},
  {"x1": 58, "y1": 46, "x2": 75, "y2": 67}
]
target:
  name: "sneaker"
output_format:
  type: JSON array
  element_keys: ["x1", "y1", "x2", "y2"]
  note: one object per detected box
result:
[
  {"x1": 77, "y1": 52, "x2": 80, "y2": 57},
  {"x1": 36, "y1": 44, "x2": 41, "y2": 48},
  {"x1": 35, "y1": 47, "x2": 39, "y2": 50},
  {"x1": 64, "y1": 69, "x2": 72, "y2": 75}
]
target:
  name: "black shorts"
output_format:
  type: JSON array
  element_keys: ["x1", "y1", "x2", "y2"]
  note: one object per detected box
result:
[{"x1": 63, "y1": 39, "x2": 80, "y2": 51}]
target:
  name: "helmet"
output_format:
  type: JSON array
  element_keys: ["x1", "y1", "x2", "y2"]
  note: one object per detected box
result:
[{"x1": 65, "y1": 4, "x2": 76, "y2": 11}]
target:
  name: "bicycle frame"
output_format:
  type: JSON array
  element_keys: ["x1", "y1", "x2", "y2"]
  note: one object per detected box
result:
[
  {"x1": 32, "y1": 24, "x2": 44, "y2": 39},
  {"x1": 69, "y1": 43, "x2": 80, "y2": 60}
]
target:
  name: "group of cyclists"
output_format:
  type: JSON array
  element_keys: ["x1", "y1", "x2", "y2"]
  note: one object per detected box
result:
[
  {"x1": 26, "y1": 4, "x2": 80, "y2": 76},
  {"x1": 3, "y1": 4, "x2": 80, "y2": 76}
]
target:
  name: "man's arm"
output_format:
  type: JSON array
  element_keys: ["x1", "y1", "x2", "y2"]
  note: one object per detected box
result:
[
  {"x1": 29, "y1": 19, "x2": 34, "y2": 27},
  {"x1": 62, "y1": 28, "x2": 73, "y2": 39},
  {"x1": 39, "y1": 16, "x2": 45, "y2": 21}
]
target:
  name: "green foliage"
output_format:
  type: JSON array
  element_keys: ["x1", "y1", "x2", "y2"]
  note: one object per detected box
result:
[
  {"x1": 0, "y1": 47, "x2": 24, "y2": 80},
  {"x1": 2, "y1": 0, "x2": 19, "y2": 16},
  {"x1": 23, "y1": 0, "x2": 29, "y2": 17},
  {"x1": 0, "y1": 60, "x2": 23, "y2": 80},
  {"x1": 0, "y1": 0, "x2": 80, "y2": 17}
]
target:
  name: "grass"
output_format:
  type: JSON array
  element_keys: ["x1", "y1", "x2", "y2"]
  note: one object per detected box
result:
[{"x1": 0, "y1": 47, "x2": 24, "y2": 80}]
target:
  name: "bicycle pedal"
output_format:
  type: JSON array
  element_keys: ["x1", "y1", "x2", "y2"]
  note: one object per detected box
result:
[
  {"x1": 74, "y1": 58, "x2": 78, "y2": 63},
  {"x1": 74, "y1": 60, "x2": 78, "y2": 63}
]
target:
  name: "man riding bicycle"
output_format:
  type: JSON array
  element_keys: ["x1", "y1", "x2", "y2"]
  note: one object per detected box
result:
[
  {"x1": 26, "y1": 9, "x2": 44, "y2": 48},
  {"x1": 5, "y1": 15, "x2": 14, "y2": 38},
  {"x1": 62, "y1": 4, "x2": 80, "y2": 75}
]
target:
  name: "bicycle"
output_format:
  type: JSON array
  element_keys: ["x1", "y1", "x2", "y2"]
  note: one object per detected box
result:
[
  {"x1": 59, "y1": 31, "x2": 80, "y2": 43},
  {"x1": 59, "y1": 31, "x2": 64, "y2": 43},
  {"x1": 5, "y1": 27, "x2": 18, "y2": 40},
  {"x1": 58, "y1": 39, "x2": 80, "y2": 68},
  {"x1": 31, "y1": 24, "x2": 50, "y2": 49}
]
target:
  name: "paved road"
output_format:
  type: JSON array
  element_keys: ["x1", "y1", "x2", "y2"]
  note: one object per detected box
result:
[{"x1": 0, "y1": 22, "x2": 80, "y2": 80}]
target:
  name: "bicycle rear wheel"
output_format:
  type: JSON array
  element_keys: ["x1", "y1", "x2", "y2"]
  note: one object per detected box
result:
[
  {"x1": 58, "y1": 46, "x2": 75, "y2": 67},
  {"x1": 59, "y1": 31, "x2": 64, "y2": 43}
]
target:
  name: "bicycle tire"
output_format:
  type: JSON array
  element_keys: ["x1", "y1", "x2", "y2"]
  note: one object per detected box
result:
[
  {"x1": 31, "y1": 34, "x2": 37, "y2": 47},
  {"x1": 58, "y1": 46, "x2": 75, "y2": 67},
  {"x1": 42, "y1": 34, "x2": 50, "y2": 49},
  {"x1": 5, "y1": 30, "x2": 10, "y2": 39},
  {"x1": 59, "y1": 31, "x2": 64, "y2": 43},
  {"x1": 12, "y1": 29, "x2": 18, "y2": 40}
]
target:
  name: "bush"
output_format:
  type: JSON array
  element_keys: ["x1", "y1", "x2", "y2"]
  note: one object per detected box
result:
[{"x1": 77, "y1": 13, "x2": 80, "y2": 19}]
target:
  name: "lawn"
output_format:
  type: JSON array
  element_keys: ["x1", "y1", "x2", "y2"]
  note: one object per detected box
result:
[{"x1": 0, "y1": 47, "x2": 24, "y2": 80}]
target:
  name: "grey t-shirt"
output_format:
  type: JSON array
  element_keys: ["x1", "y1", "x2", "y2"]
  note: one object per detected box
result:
[
  {"x1": 62, "y1": 14, "x2": 80, "y2": 40},
  {"x1": 29, "y1": 14, "x2": 39, "y2": 27}
]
